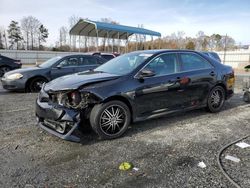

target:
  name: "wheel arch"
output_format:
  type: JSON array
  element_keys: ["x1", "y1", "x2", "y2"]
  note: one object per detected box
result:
[
  {"x1": 214, "y1": 82, "x2": 227, "y2": 98},
  {"x1": 102, "y1": 95, "x2": 134, "y2": 122},
  {"x1": 25, "y1": 75, "x2": 49, "y2": 91}
]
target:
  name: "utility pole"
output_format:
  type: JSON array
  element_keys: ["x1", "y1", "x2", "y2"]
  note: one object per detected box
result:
[
  {"x1": 3, "y1": 30, "x2": 8, "y2": 49},
  {"x1": 223, "y1": 34, "x2": 227, "y2": 64}
]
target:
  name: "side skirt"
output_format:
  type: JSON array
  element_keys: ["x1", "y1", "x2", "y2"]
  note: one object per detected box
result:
[{"x1": 134, "y1": 104, "x2": 207, "y2": 122}]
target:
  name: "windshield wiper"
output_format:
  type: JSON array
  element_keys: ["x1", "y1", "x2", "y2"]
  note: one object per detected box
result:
[{"x1": 89, "y1": 69, "x2": 106, "y2": 73}]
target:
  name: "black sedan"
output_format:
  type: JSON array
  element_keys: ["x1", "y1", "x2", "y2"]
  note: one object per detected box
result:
[
  {"x1": 202, "y1": 52, "x2": 221, "y2": 62},
  {"x1": 1, "y1": 54, "x2": 107, "y2": 92},
  {"x1": 0, "y1": 55, "x2": 22, "y2": 77},
  {"x1": 36, "y1": 50, "x2": 235, "y2": 142},
  {"x1": 91, "y1": 52, "x2": 117, "y2": 61}
]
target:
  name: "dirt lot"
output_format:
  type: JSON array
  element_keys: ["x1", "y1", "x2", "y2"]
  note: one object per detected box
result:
[{"x1": 0, "y1": 82, "x2": 250, "y2": 188}]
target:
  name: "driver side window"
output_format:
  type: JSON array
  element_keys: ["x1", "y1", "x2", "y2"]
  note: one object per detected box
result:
[
  {"x1": 58, "y1": 57, "x2": 78, "y2": 67},
  {"x1": 144, "y1": 53, "x2": 179, "y2": 76}
]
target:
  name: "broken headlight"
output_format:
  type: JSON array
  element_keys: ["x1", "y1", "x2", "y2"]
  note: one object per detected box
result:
[
  {"x1": 69, "y1": 91, "x2": 82, "y2": 106},
  {"x1": 56, "y1": 91, "x2": 91, "y2": 109}
]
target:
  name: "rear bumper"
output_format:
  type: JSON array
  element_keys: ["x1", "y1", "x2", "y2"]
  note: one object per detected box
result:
[
  {"x1": 226, "y1": 88, "x2": 234, "y2": 99},
  {"x1": 12, "y1": 64, "x2": 22, "y2": 69},
  {"x1": 36, "y1": 98, "x2": 81, "y2": 142}
]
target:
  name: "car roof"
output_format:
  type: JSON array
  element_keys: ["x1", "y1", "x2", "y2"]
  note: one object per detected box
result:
[
  {"x1": 85, "y1": 52, "x2": 115, "y2": 56},
  {"x1": 100, "y1": 53, "x2": 115, "y2": 56},
  {"x1": 58, "y1": 54, "x2": 99, "y2": 58},
  {"x1": 130, "y1": 49, "x2": 203, "y2": 55}
]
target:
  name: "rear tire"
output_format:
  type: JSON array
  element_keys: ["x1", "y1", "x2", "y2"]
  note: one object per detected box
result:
[
  {"x1": 206, "y1": 86, "x2": 225, "y2": 113},
  {"x1": 90, "y1": 100, "x2": 131, "y2": 139},
  {"x1": 0, "y1": 66, "x2": 11, "y2": 77},
  {"x1": 28, "y1": 77, "x2": 47, "y2": 92}
]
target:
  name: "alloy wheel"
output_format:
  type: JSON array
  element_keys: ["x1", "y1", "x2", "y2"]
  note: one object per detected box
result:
[
  {"x1": 30, "y1": 78, "x2": 46, "y2": 92},
  {"x1": 99, "y1": 105, "x2": 127, "y2": 136},
  {"x1": 207, "y1": 86, "x2": 225, "y2": 112},
  {"x1": 210, "y1": 90, "x2": 223, "y2": 108}
]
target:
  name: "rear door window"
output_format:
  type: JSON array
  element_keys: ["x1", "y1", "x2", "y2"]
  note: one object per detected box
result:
[
  {"x1": 79, "y1": 56, "x2": 99, "y2": 65},
  {"x1": 58, "y1": 57, "x2": 79, "y2": 67},
  {"x1": 180, "y1": 53, "x2": 213, "y2": 72},
  {"x1": 101, "y1": 55, "x2": 114, "y2": 61}
]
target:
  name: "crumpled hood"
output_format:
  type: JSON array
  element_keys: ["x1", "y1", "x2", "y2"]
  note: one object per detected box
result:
[{"x1": 44, "y1": 71, "x2": 120, "y2": 92}]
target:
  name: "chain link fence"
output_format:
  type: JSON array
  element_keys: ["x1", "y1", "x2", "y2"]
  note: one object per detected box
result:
[{"x1": 217, "y1": 51, "x2": 250, "y2": 69}]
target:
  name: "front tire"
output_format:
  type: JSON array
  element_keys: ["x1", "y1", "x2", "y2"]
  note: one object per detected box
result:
[
  {"x1": 28, "y1": 77, "x2": 47, "y2": 92},
  {"x1": 206, "y1": 86, "x2": 225, "y2": 113},
  {"x1": 90, "y1": 100, "x2": 131, "y2": 139}
]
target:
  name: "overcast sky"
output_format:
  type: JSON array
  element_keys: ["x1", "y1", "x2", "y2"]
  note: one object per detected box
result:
[{"x1": 1, "y1": 0, "x2": 250, "y2": 46}]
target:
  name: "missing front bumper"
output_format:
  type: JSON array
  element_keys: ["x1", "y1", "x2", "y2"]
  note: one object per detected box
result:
[
  {"x1": 36, "y1": 98, "x2": 81, "y2": 142},
  {"x1": 37, "y1": 119, "x2": 80, "y2": 142}
]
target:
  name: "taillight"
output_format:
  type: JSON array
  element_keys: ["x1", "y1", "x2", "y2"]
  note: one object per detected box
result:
[
  {"x1": 15, "y1": 60, "x2": 21, "y2": 64},
  {"x1": 227, "y1": 70, "x2": 235, "y2": 89}
]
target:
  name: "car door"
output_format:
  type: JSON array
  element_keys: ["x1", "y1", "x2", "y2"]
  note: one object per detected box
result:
[
  {"x1": 134, "y1": 53, "x2": 190, "y2": 117},
  {"x1": 178, "y1": 52, "x2": 217, "y2": 106},
  {"x1": 50, "y1": 56, "x2": 79, "y2": 79},
  {"x1": 76, "y1": 56, "x2": 102, "y2": 73}
]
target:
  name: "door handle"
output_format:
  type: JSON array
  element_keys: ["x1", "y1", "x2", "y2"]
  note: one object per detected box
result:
[
  {"x1": 210, "y1": 71, "x2": 216, "y2": 76},
  {"x1": 176, "y1": 77, "x2": 181, "y2": 81},
  {"x1": 169, "y1": 77, "x2": 181, "y2": 83}
]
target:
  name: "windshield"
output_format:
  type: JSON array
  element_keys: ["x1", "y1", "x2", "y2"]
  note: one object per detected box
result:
[
  {"x1": 39, "y1": 56, "x2": 62, "y2": 68},
  {"x1": 95, "y1": 52, "x2": 153, "y2": 75}
]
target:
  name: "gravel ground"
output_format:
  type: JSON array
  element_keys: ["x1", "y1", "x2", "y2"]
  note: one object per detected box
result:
[
  {"x1": 220, "y1": 136, "x2": 250, "y2": 187},
  {"x1": 0, "y1": 82, "x2": 250, "y2": 188}
]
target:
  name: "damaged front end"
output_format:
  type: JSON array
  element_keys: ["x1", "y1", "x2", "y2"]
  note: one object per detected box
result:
[{"x1": 35, "y1": 84, "x2": 100, "y2": 142}]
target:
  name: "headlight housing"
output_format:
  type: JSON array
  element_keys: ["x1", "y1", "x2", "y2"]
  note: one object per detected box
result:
[
  {"x1": 6, "y1": 73, "x2": 23, "y2": 80},
  {"x1": 56, "y1": 91, "x2": 91, "y2": 109}
]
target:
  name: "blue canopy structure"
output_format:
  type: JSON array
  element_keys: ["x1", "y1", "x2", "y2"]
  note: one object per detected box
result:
[{"x1": 69, "y1": 19, "x2": 161, "y2": 39}]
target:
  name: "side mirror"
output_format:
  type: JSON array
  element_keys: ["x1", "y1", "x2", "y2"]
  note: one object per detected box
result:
[
  {"x1": 55, "y1": 64, "x2": 63, "y2": 69},
  {"x1": 138, "y1": 69, "x2": 155, "y2": 79}
]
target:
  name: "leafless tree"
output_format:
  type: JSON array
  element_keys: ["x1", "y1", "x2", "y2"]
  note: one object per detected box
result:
[
  {"x1": 21, "y1": 17, "x2": 31, "y2": 49},
  {"x1": 59, "y1": 26, "x2": 68, "y2": 47},
  {"x1": 0, "y1": 27, "x2": 6, "y2": 49},
  {"x1": 0, "y1": 26, "x2": 8, "y2": 49},
  {"x1": 0, "y1": 32, "x2": 3, "y2": 49},
  {"x1": 195, "y1": 31, "x2": 206, "y2": 51},
  {"x1": 68, "y1": 15, "x2": 80, "y2": 50},
  {"x1": 21, "y1": 16, "x2": 41, "y2": 50}
]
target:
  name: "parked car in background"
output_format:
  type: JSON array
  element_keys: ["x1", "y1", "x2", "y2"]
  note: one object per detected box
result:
[
  {"x1": 202, "y1": 52, "x2": 221, "y2": 62},
  {"x1": 91, "y1": 52, "x2": 117, "y2": 61},
  {"x1": 36, "y1": 50, "x2": 235, "y2": 142},
  {"x1": 1, "y1": 54, "x2": 107, "y2": 92},
  {"x1": 112, "y1": 52, "x2": 120, "y2": 57},
  {"x1": 0, "y1": 55, "x2": 22, "y2": 77}
]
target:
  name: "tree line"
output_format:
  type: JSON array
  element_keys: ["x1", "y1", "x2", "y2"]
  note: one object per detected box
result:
[
  {"x1": 0, "y1": 16, "x2": 236, "y2": 52},
  {"x1": 126, "y1": 31, "x2": 236, "y2": 52},
  {"x1": 0, "y1": 16, "x2": 49, "y2": 50}
]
